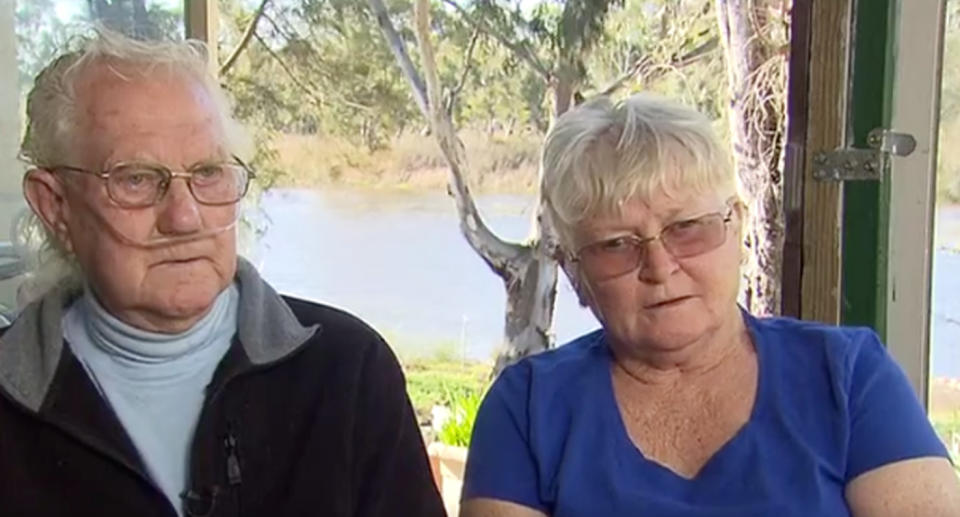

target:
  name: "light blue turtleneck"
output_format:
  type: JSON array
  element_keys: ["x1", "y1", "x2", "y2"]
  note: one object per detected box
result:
[{"x1": 63, "y1": 284, "x2": 239, "y2": 516}]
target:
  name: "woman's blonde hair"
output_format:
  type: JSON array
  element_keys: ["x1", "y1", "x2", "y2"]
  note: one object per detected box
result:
[{"x1": 541, "y1": 93, "x2": 737, "y2": 249}]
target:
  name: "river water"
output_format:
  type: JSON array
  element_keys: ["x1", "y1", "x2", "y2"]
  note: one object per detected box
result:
[{"x1": 254, "y1": 188, "x2": 960, "y2": 377}]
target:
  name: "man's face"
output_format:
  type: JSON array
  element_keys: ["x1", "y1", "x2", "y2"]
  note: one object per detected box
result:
[{"x1": 34, "y1": 63, "x2": 239, "y2": 332}]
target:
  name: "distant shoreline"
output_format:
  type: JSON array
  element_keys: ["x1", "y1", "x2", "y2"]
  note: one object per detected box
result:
[{"x1": 270, "y1": 132, "x2": 541, "y2": 195}]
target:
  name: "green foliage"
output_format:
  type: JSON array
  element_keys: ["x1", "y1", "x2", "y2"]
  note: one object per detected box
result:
[
  {"x1": 211, "y1": 0, "x2": 730, "y2": 189},
  {"x1": 940, "y1": 1, "x2": 960, "y2": 203},
  {"x1": 87, "y1": 0, "x2": 182, "y2": 40},
  {"x1": 15, "y1": 0, "x2": 734, "y2": 192},
  {"x1": 589, "y1": 0, "x2": 724, "y2": 117},
  {"x1": 220, "y1": 0, "x2": 422, "y2": 150},
  {"x1": 930, "y1": 412, "x2": 960, "y2": 475},
  {"x1": 15, "y1": 0, "x2": 82, "y2": 94},
  {"x1": 402, "y1": 356, "x2": 490, "y2": 424},
  {"x1": 437, "y1": 388, "x2": 484, "y2": 447}
]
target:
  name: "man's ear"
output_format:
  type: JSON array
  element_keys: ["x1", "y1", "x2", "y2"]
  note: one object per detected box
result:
[{"x1": 23, "y1": 168, "x2": 74, "y2": 254}]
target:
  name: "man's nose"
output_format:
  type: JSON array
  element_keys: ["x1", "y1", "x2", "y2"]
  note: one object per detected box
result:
[{"x1": 155, "y1": 178, "x2": 202, "y2": 235}]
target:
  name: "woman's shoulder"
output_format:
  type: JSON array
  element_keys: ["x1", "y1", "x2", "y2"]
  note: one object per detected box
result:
[
  {"x1": 749, "y1": 314, "x2": 882, "y2": 356},
  {"x1": 498, "y1": 329, "x2": 607, "y2": 383},
  {"x1": 748, "y1": 314, "x2": 891, "y2": 388},
  {"x1": 484, "y1": 329, "x2": 609, "y2": 418}
]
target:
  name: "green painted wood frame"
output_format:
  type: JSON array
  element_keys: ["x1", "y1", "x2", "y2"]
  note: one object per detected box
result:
[{"x1": 841, "y1": 0, "x2": 898, "y2": 335}]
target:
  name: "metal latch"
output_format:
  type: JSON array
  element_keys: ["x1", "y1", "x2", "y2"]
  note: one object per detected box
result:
[{"x1": 812, "y1": 128, "x2": 916, "y2": 181}]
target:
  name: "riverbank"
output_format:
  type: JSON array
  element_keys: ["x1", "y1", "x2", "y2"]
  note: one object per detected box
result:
[
  {"x1": 268, "y1": 131, "x2": 960, "y2": 217},
  {"x1": 271, "y1": 131, "x2": 541, "y2": 194}
]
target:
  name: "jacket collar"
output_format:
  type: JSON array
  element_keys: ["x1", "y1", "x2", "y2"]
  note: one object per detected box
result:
[{"x1": 0, "y1": 257, "x2": 318, "y2": 413}]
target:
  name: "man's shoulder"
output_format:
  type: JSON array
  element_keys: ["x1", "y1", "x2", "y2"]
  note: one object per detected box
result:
[
  {"x1": 277, "y1": 295, "x2": 399, "y2": 374},
  {"x1": 281, "y1": 295, "x2": 382, "y2": 343}
]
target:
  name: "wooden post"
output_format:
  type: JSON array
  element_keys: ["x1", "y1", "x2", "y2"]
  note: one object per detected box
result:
[
  {"x1": 780, "y1": 0, "x2": 811, "y2": 318},
  {"x1": 184, "y1": 0, "x2": 218, "y2": 69},
  {"x1": 800, "y1": 0, "x2": 851, "y2": 324}
]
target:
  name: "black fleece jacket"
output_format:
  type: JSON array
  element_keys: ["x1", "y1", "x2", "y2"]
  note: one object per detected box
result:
[{"x1": 0, "y1": 260, "x2": 446, "y2": 517}]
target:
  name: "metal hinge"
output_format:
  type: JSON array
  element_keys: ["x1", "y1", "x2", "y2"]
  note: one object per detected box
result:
[{"x1": 812, "y1": 128, "x2": 917, "y2": 181}]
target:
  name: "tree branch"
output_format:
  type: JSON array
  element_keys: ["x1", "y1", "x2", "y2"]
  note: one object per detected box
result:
[
  {"x1": 366, "y1": 0, "x2": 430, "y2": 118},
  {"x1": 253, "y1": 33, "x2": 328, "y2": 109},
  {"x1": 259, "y1": 13, "x2": 340, "y2": 86},
  {"x1": 442, "y1": 0, "x2": 552, "y2": 81},
  {"x1": 595, "y1": 54, "x2": 654, "y2": 97},
  {"x1": 446, "y1": 27, "x2": 480, "y2": 114},
  {"x1": 593, "y1": 36, "x2": 720, "y2": 97},
  {"x1": 220, "y1": 0, "x2": 271, "y2": 76},
  {"x1": 414, "y1": 0, "x2": 523, "y2": 272},
  {"x1": 366, "y1": 0, "x2": 522, "y2": 274}
]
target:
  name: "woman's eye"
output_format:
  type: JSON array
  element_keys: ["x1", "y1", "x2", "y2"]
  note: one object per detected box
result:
[
  {"x1": 599, "y1": 237, "x2": 634, "y2": 252},
  {"x1": 667, "y1": 218, "x2": 706, "y2": 237}
]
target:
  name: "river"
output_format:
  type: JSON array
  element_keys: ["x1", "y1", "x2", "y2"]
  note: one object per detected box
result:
[{"x1": 254, "y1": 188, "x2": 960, "y2": 377}]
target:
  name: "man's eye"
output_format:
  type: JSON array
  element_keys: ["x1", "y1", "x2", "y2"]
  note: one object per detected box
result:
[
  {"x1": 115, "y1": 169, "x2": 162, "y2": 189},
  {"x1": 194, "y1": 166, "x2": 224, "y2": 179}
]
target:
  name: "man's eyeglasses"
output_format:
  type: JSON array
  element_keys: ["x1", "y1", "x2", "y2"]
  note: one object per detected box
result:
[
  {"x1": 572, "y1": 208, "x2": 735, "y2": 280},
  {"x1": 49, "y1": 157, "x2": 255, "y2": 208}
]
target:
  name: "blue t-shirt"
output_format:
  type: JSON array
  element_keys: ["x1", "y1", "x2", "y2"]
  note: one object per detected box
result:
[{"x1": 462, "y1": 314, "x2": 949, "y2": 516}]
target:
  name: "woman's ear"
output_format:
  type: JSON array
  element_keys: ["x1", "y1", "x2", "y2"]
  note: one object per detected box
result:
[
  {"x1": 730, "y1": 198, "x2": 750, "y2": 266},
  {"x1": 23, "y1": 168, "x2": 74, "y2": 253}
]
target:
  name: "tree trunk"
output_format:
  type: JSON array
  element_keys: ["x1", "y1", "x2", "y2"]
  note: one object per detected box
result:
[
  {"x1": 495, "y1": 208, "x2": 559, "y2": 372},
  {"x1": 369, "y1": 0, "x2": 559, "y2": 373},
  {"x1": 552, "y1": 60, "x2": 579, "y2": 118},
  {"x1": 132, "y1": 0, "x2": 149, "y2": 39},
  {"x1": 716, "y1": 0, "x2": 788, "y2": 315}
]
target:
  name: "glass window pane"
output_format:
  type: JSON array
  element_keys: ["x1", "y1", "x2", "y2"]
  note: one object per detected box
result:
[
  {"x1": 932, "y1": 0, "x2": 960, "y2": 470},
  {"x1": 0, "y1": 2, "x2": 20, "y2": 320}
]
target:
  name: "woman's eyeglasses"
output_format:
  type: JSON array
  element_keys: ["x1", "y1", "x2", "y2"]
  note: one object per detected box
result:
[{"x1": 572, "y1": 208, "x2": 735, "y2": 280}]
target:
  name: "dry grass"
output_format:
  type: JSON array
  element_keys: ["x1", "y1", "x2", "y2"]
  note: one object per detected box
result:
[{"x1": 271, "y1": 130, "x2": 541, "y2": 194}]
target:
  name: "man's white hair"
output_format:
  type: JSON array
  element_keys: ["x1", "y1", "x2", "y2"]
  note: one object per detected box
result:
[
  {"x1": 541, "y1": 93, "x2": 738, "y2": 250},
  {"x1": 15, "y1": 27, "x2": 253, "y2": 306}
]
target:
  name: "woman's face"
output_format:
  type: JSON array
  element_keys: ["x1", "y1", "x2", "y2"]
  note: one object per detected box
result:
[{"x1": 569, "y1": 189, "x2": 744, "y2": 355}]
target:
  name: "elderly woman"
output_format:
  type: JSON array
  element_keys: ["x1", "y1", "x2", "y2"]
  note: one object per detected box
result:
[
  {"x1": 0, "y1": 31, "x2": 444, "y2": 517},
  {"x1": 461, "y1": 94, "x2": 960, "y2": 517}
]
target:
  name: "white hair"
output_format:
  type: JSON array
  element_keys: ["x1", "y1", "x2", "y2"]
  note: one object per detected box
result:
[
  {"x1": 15, "y1": 27, "x2": 253, "y2": 306},
  {"x1": 541, "y1": 93, "x2": 738, "y2": 249}
]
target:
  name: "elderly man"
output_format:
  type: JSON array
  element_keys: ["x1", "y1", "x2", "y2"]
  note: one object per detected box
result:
[{"x1": 0, "y1": 31, "x2": 445, "y2": 517}]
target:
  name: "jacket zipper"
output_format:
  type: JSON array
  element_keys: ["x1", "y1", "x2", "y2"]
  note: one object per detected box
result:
[
  {"x1": 224, "y1": 429, "x2": 242, "y2": 486},
  {"x1": 192, "y1": 342, "x2": 318, "y2": 516},
  {"x1": 224, "y1": 424, "x2": 243, "y2": 515}
]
